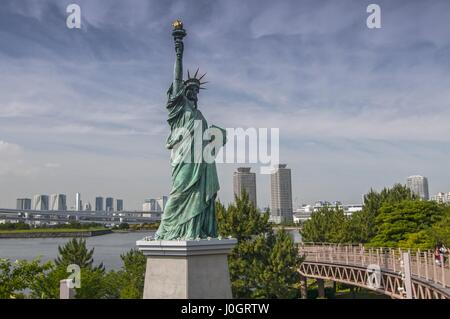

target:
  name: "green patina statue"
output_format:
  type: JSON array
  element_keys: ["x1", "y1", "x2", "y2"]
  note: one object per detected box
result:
[{"x1": 154, "y1": 20, "x2": 226, "y2": 240}]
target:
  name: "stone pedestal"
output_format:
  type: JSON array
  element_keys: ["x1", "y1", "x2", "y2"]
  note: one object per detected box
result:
[{"x1": 136, "y1": 238, "x2": 237, "y2": 299}]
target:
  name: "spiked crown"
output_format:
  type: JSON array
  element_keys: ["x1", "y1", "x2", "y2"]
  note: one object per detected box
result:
[{"x1": 184, "y1": 68, "x2": 208, "y2": 90}]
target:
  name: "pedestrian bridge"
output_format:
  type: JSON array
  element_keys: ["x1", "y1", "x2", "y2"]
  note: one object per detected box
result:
[{"x1": 298, "y1": 243, "x2": 450, "y2": 299}]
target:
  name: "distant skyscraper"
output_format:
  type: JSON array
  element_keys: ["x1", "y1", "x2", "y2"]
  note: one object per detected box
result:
[
  {"x1": 143, "y1": 199, "x2": 157, "y2": 212},
  {"x1": 33, "y1": 195, "x2": 49, "y2": 211},
  {"x1": 84, "y1": 202, "x2": 92, "y2": 211},
  {"x1": 407, "y1": 175, "x2": 429, "y2": 200},
  {"x1": 16, "y1": 198, "x2": 31, "y2": 210},
  {"x1": 233, "y1": 167, "x2": 257, "y2": 207},
  {"x1": 156, "y1": 196, "x2": 168, "y2": 212},
  {"x1": 116, "y1": 199, "x2": 123, "y2": 211},
  {"x1": 75, "y1": 193, "x2": 82, "y2": 211},
  {"x1": 270, "y1": 164, "x2": 293, "y2": 224},
  {"x1": 105, "y1": 197, "x2": 114, "y2": 212},
  {"x1": 95, "y1": 196, "x2": 104, "y2": 211},
  {"x1": 50, "y1": 194, "x2": 67, "y2": 211}
]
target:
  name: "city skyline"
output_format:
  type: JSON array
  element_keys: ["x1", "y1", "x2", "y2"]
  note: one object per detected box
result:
[
  {"x1": 4, "y1": 171, "x2": 447, "y2": 211},
  {"x1": 1, "y1": 0, "x2": 450, "y2": 210}
]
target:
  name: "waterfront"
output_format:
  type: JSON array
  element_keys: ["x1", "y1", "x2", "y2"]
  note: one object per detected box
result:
[
  {"x1": 0, "y1": 231, "x2": 153, "y2": 270},
  {"x1": 0, "y1": 230, "x2": 301, "y2": 270}
]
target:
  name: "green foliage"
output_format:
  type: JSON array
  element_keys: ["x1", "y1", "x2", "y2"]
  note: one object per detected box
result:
[
  {"x1": 298, "y1": 183, "x2": 448, "y2": 250},
  {"x1": 31, "y1": 247, "x2": 146, "y2": 299},
  {"x1": 0, "y1": 258, "x2": 52, "y2": 299},
  {"x1": 429, "y1": 205, "x2": 450, "y2": 247},
  {"x1": 128, "y1": 222, "x2": 160, "y2": 231},
  {"x1": 118, "y1": 223, "x2": 130, "y2": 230},
  {"x1": 352, "y1": 184, "x2": 417, "y2": 243},
  {"x1": 217, "y1": 192, "x2": 301, "y2": 299},
  {"x1": 217, "y1": 192, "x2": 271, "y2": 241},
  {"x1": 0, "y1": 222, "x2": 31, "y2": 230},
  {"x1": 31, "y1": 264, "x2": 108, "y2": 299},
  {"x1": 301, "y1": 206, "x2": 350, "y2": 243},
  {"x1": 104, "y1": 249, "x2": 146, "y2": 299},
  {"x1": 369, "y1": 200, "x2": 444, "y2": 249},
  {"x1": 55, "y1": 238, "x2": 104, "y2": 271}
]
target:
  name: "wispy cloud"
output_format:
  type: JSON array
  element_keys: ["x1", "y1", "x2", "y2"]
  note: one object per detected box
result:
[{"x1": 0, "y1": 0, "x2": 449, "y2": 209}]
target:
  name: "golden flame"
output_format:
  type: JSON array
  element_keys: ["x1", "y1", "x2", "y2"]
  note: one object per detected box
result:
[{"x1": 172, "y1": 19, "x2": 183, "y2": 30}]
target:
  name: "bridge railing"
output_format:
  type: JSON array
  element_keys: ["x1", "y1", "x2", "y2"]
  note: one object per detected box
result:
[{"x1": 298, "y1": 243, "x2": 450, "y2": 289}]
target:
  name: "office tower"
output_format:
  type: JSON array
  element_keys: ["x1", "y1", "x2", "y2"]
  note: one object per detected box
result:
[
  {"x1": 156, "y1": 196, "x2": 168, "y2": 212},
  {"x1": 33, "y1": 195, "x2": 49, "y2": 211},
  {"x1": 406, "y1": 175, "x2": 429, "y2": 200},
  {"x1": 270, "y1": 164, "x2": 293, "y2": 224},
  {"x1": 84, "y1": 202, "x2": 92, "y2": 211},
  {"x1": 75, "y1": 193, "x2": 82, "y2": 211},
  {"x1": 233, "y1": 167, "x2": 257, "y2": 207},
  {"x1": 50, "y1": 194, "x2": 67, "y2": 211},
  {"x1": 116, "y1": 199, "x2": 123, "y2": 211},
  {"x1": 143, "y1": 199, "x2": 157, "y2": 212},
  {"x1": 95, "y1": 196, "x2": 104, "y2": 211},
  {"x1": 16, "y1": 198, "x2": 31, "y2": 210},
  {"x1": 105, "y1": 197, "x2": 114, "y2": 212}
]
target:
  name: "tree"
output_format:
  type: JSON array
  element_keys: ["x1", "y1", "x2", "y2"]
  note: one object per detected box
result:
[
  {"x1": 0, "y1": 258, "x2": 51, "y2": 299},
  {"x1": 55, "y1": 238, "x2": 104, "y2": 271},
  {"x1": 217, "y1": 192, "x2": 271, "y2": 241},
  {"x1": 104, "y1": 249, "x2": 146, "y2": 299},
  {"x1": 349, "y1": 184, "x2": 417, "y2": 243},
  {"x1": 369, "y1": 200, "x2": 444, "y2": 249},
  {"x1": 301, "y1": 206, "x2": 350, "y2": 243},
  {"x1": 429, "y1": 205, "x2": 450, "y2": 247},
  {"x1": 217, "y1": 192, "x2": 301, "y2": 299},
  {"x1": 31, "y1": 238, "x2": 107, "y2": 299}
]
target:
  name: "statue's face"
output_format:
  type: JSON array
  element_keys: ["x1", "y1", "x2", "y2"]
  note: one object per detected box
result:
[{"x1": 186, "y1": 86, "x2": 199, "y2": 103}]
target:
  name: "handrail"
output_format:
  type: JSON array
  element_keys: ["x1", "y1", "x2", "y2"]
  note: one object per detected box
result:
[{"x1": 298, "y1": 244, "x2": 450, "y2": 289}]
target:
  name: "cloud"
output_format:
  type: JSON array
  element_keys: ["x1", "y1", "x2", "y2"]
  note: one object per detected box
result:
[
  {"x1": 0, "y1": 0, "x2": 449, "y2": 209},
  {"x1": 0, "y1": 141, "x2": 38, "y2": 177},
  {"x1": 44, "y1": 162, "x2": 61, "y2": 168}
]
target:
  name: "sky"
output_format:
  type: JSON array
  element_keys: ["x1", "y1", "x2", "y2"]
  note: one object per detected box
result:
[{"x1": 0, "y1": 0, "x2": 449, "y2": 210}]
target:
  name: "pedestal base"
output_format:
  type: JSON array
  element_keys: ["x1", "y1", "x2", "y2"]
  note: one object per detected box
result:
[{"x1": 136, "y1": 238, "x2": 237, "y2": 299}]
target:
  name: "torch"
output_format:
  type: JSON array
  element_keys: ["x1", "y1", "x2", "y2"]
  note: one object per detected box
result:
[{"x1": 172, "y1": 19, "x2": 186, "y2": 57}]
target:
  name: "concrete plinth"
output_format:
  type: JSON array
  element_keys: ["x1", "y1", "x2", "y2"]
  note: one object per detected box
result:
[{"x1": 136, "y1": 238, "x2": 237, "y2": 299}]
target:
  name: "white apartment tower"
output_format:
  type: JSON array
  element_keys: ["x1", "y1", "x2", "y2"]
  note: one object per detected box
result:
[
  {"x1": 406, "y1": 175, "x2": 429, "y2": 200},
  {"x1": 75, "y1": 192, "x2": 82, "y2": 211}
]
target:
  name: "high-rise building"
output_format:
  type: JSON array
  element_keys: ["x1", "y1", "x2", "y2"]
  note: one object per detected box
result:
[
  {"x1": 156, "y1": 196, "x2": 168, "y2": 212},
  {"x1": 431, "y1": 192, "x2": 450, "y2": 204},
  {"x1": 84, "y1": 202, "x2": 92, "y2": 211},
  {"x1": 406, "y1": 175, "x2": 429, "y2": 200},
  {"x1": 233, "y1": 167, "x2": 257, "y2": 207},
  {"x1": 116, "y1": 199, "x2": 123, "y2": 211},
  {"x1": 143, "y1": 199, "x2": 157, "y2": 212},
  {"x1": 270, "y1": 164, "x2": 293, "y2": 224},
  {"x1": 95, "y1": 197, "x2": 103, "y2": 211},
  {"x1": 16, "y1": 198, "x2": 31, "y2": 210},
  {"x1": 105, "y1": 197, "x2": 114, "y2": 212},
  {"x1": 75, "y1": 193, "x2": 82, "y2": 211},
  {"x1": 33, "y1": 195, "x2": 49, "y2": 211},
  {"x1": 50, "y1": 194, "x2": 67, "y2": 211}
]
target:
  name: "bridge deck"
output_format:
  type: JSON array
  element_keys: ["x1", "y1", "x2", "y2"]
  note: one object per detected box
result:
[{"x1": 298, "y1": 243, "x2": 450, "y2": 299}]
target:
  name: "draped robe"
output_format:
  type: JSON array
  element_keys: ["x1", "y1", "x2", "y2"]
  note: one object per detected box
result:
[{"x1": 154, "y1": 84, "x2": 225, "y2": 240}]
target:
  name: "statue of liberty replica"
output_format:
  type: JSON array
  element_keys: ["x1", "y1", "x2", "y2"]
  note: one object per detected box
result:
[
  {"x1": 137, "y1": 20, "x2": 235, "y2": 299},
  {"x1": 154, "y1": 19, "x2": 225, "y2": 240}
]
